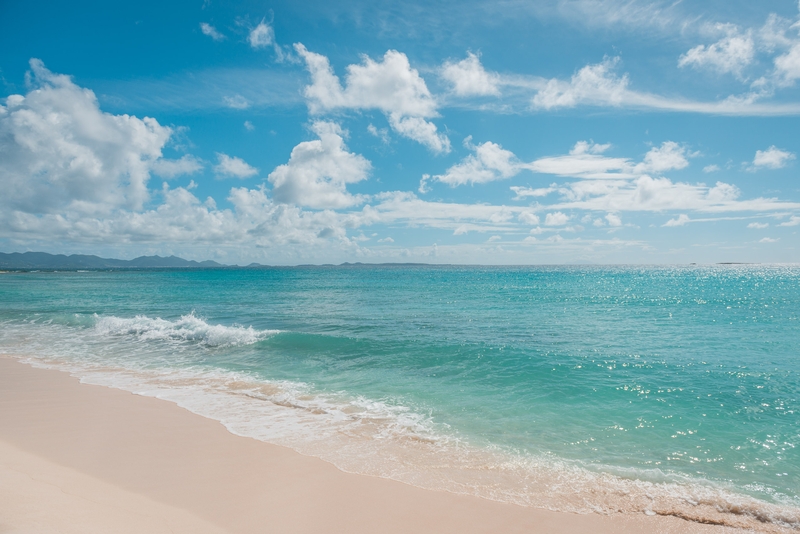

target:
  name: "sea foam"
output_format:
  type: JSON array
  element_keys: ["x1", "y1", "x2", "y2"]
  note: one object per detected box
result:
[
  {"x1": 94, "y1": 312, "x2": 277, "y2": 347},
  {"x1": 15, "y1": 348, "x2": 800, "y2": 533},
  {"x1": 2, "y1": 302, "x2": 800, "y2": 532}
]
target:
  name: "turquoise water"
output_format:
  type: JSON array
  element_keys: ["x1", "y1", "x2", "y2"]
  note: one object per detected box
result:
[{"x1": 1, "y1": 266, "x2": 798, "y2": 530}]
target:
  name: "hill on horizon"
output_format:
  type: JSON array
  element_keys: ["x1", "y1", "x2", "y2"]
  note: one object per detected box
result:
[{"x1": 0, "y1": 251, "x2": 226, "y2": 270}]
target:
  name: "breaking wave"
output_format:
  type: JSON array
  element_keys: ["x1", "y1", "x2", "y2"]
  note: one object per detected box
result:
[{"x1": 93, "y1": 312, "x2": 278, "y2": 347}]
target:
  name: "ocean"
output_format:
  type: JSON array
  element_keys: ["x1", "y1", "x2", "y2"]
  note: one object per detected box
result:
[{"x1": 0, "y1": 265, "x2": 797, "y2": 531}]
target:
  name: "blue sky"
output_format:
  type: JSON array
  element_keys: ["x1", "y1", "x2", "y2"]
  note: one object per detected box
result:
[{"x1": 1, "y1": 0, "x2": 799, "y2": 264}]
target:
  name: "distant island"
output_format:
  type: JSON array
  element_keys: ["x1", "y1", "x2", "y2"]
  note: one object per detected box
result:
[
  {"x1": 0, "y1": 251, "x2": 227, "y2": 270},
  {"x1": 0, "y1": 252, "x2": 435, "y2": 270},
  {"x1": 1, "y1": 252, "x2": 758, "y2": 271}
]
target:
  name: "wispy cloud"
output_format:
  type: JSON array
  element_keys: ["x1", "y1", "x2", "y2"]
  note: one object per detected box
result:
[
  {"x1": 248, "y1": 20, "x2": 275, "y2": 49},
  {"x1": 222, "y1": 94, "x2": 250, "y2": 109},
  {"x1": 200, "y1": 22, "x2": 225, "y2": 41},
  {"x1": 442, "y1": 53, "x2": 800, "y2": 116},
  {"x1": 93, "y1": 68, "x2": 304, "y2": 112}
]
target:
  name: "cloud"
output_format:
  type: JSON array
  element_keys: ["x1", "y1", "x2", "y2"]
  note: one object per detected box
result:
[
  {"x1": 679, "y1": 24, "x2": 755, "y2": 79},
  {"x1": 268, "y1": 121, "x2": 371, "y2": 209},
  {"x1": 545, "y1": 212, "x2": 570, "y2": 226},
  {"x1": 0, "y1": 183, "x2": 378, "y2": 254},
  {"x1": 367, "y1": 123, "x2": 390, "y2": 144},
  {"x1": 523, "y1": 141, "x2": 686, "y2": 180},
  {"x1": 511, "y1": 184, "x2": 558, "y2": 199},
  {"x1": 440, "y1": 52, "x2": 500, "y2": 96},
  {"x1": 527, "y1": 56, "x2": 800, "y2": 115},
  {"x1": 0, "y1": 59, "x2": 171, "y2": 214},
  {"x1": 532, "y1": 57, "x2": 629, "y2": 109},
  {"x1": 200, "y1": 22, "x2": 225, "y2": 41},
  {"x1": 294, "y1": 45, "x2": 438, "y2": 116},
  {"x1": 751, "y1": 146, "x2": 796, "y2": 169},
  {"x1": 548, "y1": 173, "x2": 800, "y2": 214},
  {"x1": 518, "y1": 212, "x2": 540, "y2": 225},
  {"x1": 537, "y1": 0, "x2": 690, "y2": 34},
  {"x1": 428, "y1": 137, "x2": 520, "y2": 187},
  {"x1": 294, "y1": 44, "x2": 450, "y2": 153},
  {"x1": 222, "y1": 94, "x2": 250, "y2": 109},
  {"x1": 759, "y1": 237, "x2": 779, "y2": 243},
  {"x1": 387, "y1": 113, "x2": 450, "y2": 153},
  {"x1": 703, "y1": 164, "x2": 721, "y2": 173},
  {"x1": 570, "y1": 140, "x2": 611, "y2": 155},
  {"x1": 151, "y1": 155, "x2": 204, "y2": 178},
  {"x1": 552, "y1": 176, "x2": 800, "y2": 214},
  {"x1": 367, "y1": 191, "x2": 532, "y2": 233},
  {"x1": 774, "y1": 42, "x2": 800, "y2": 86},
  {"x1": 214, "y1": 153, "x2": 258, "y2": 179},
  {"x1": 747, "y1": 222, "x2": 769, "y2": 229},
  {"x1": 526, "y1": 142, "x2": 632, "y2": 178},
  {"x1": 663, "y1": 214, "x2": 691, "y2": 227},
  {"x1": 427, "y1": 137, "x2": 669, "y2": 192},
  {"x1": 605, "y1": 213, "x2": 622, "y2": 227},
  {"x1": 779, "y1": 215, "x2": 800, "y2": 226},
  {"x1": 6, "y1": 62, "x2": 800, "y2": 263},
  {"x1": 248, "y1": 21, "x2": 275, "y2": 49},
  {"x1": 244, "y1": 120, "x2": 255, "y2": 131},
  {"x1": 633, "y1": 141, "x2": 689, "y2": 174},
  {"x1": 377, "y1": 236, "x2": 394, "y2": 243},
  {"x1": 504, "y1": 140, "x2": 800, "y2": 215}
]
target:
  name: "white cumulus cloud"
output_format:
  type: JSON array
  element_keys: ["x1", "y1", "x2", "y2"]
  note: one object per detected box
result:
[
  {"x1": 545, "y1": 212, "x2": 570, "y2": 226},
  {"x1": 774, "y1": 42, "x2": 800, "y2": 86},
  {"x1": 428, "y1": 137, "x2": 520, "y2": 187},
  {"x1": 751, "y1": 146, "x2": 795, "y2": 169},
  {"x1": 605, "y1": 213, "x2": 622, "y2": 227},
  {"x1": 532, "y1": 57, "x2": 629, "y2": 109},
  {"x1": 268, "y1": 121, "x2": 371, "y2": 209},
  {"x1": 634, "y1": 141, "x2": 690, "y2": 174},
  {"x1": 440, "y1": 52, "x2": 500, "y2": 96},
  {"x1": 0, "y1": 59, "x2": 171, "y2": 214},
  {"x1": 294, "y1": 44, "x2": 450, "y2": 153},
  {"x1": 214, "y1": 153, "x2": 258, "y2": 179},
  {"x1": 679, "y1": 24, "x2": 755, "y2": 79}
]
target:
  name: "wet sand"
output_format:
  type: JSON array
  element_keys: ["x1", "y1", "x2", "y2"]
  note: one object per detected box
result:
[{"x1": 0, "y1": 356, "x2": 738, "y2": 534}]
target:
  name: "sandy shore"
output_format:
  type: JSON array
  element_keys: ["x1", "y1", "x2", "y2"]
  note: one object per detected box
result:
[{"x1": 0, "y1": 356, "x2": 740, "y2": 534}]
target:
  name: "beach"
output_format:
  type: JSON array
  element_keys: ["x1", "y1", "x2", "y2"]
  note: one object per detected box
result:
[
  {"x1": 0, "y1": 356, "x2": 741, "y2": 534},
  {"x1": 1, "y1": 266, "x2": 798, "y2": 533}
]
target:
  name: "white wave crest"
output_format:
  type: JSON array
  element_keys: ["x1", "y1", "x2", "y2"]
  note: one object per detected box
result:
[{"x1": 94, "y1": 312, "x2": 277, "y2": 347}]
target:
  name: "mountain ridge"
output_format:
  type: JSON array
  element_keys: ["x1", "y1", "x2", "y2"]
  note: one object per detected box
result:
[{"x1": 0, "y1": 252, "x2": 226, "y2": 270}]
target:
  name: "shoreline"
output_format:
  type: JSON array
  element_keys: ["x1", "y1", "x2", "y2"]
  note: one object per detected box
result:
[{"x1": 0, "y1": 356, "x2": 742, "y2": 534}]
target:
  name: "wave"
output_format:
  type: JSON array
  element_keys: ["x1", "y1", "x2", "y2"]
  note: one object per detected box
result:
[
  {"x1": 3, "y1": 317, "x2": 799, "y2": 533},
  {"x1": 16, "y1": 357, "x2": 798, "y2": 533},
  {"x1": 93, "y1": 312, "x2": 278, "y2": 348}
]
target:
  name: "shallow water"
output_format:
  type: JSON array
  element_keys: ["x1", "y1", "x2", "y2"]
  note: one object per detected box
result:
[{"x1": 0, "y1": 265, "x2": 798, "y2": 531}]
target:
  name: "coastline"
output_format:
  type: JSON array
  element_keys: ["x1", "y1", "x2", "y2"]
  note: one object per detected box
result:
[{"x1": 0, "y1": 356, "x2": 741, "y2": 534}]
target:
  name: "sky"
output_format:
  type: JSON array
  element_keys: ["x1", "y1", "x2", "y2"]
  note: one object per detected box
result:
[{"x1": 1, "y1": 0, "x2": 799, "y2": 265}]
